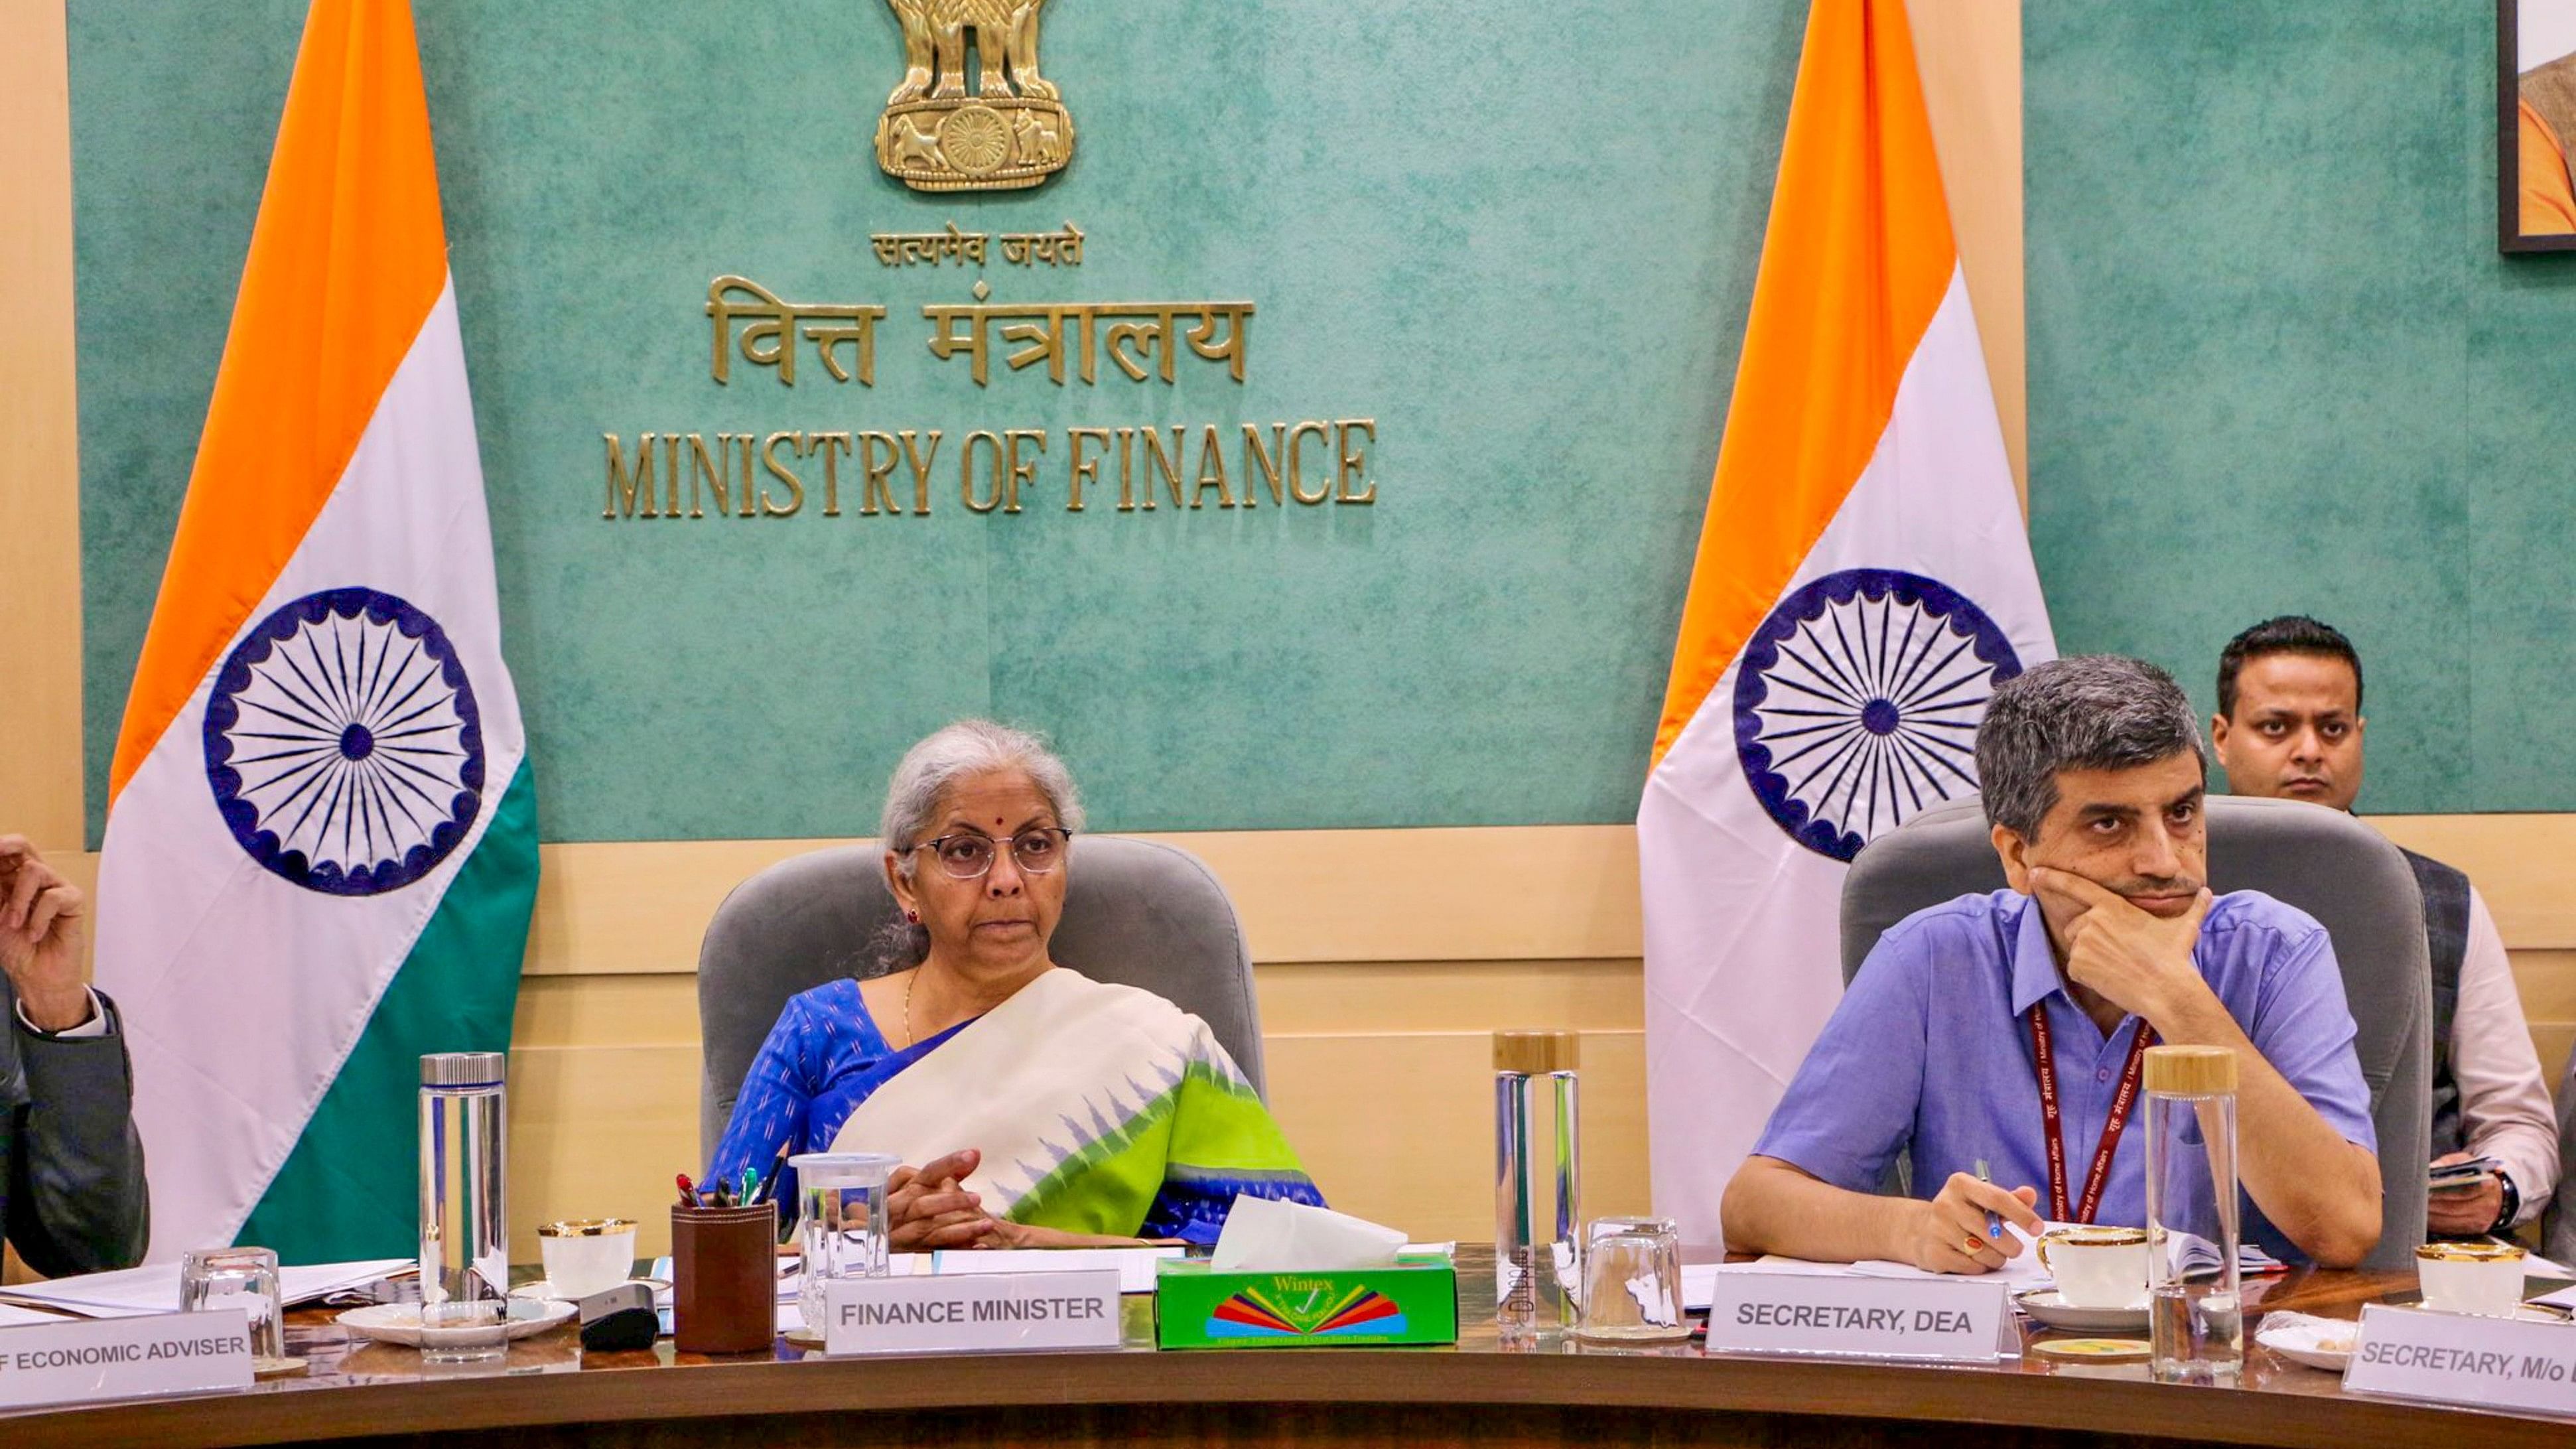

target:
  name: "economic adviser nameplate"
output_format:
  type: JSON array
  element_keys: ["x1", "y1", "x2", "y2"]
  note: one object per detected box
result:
[{"x1": 0, "y1": 1308, "x2": 253, "y2": 1409}]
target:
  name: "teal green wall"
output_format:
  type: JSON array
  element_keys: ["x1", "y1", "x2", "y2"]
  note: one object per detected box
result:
[
  {"x1": 70, "y1": 0, "x2": 1804, "y2": 843},
  {"x1": 80, "y1": 1, "x2": 2571, "y2": 845},
  {"x1": 2027, "y1": 1, "x2": 2576, "y2": 813}
]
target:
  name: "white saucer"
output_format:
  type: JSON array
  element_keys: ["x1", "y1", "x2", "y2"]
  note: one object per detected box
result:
[
  {"x1": 337, "y1": 1296, "x2": 577, "y2": 1346},
  {"x1": 2255, "y1": 1318, "x2": 2356, "y2": 1371},
  {"x1": 2015, "y1": 1288, "x2": 2149, "y2": 1333},
  {"x1": 509, "y1": 1277, "x2": 667, "y2": 1301}
]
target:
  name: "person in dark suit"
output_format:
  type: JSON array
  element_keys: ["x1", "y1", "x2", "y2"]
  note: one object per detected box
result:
[{"x1": 1, "y1": 835, "x2": 147, "y2": 1276}]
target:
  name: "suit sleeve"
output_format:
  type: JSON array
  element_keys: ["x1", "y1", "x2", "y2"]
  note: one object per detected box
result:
[{"x1": 7, "y1": 989, "x2": 150, "y2": 1276}]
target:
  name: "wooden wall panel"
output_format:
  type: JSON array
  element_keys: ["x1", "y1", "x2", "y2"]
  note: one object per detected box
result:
[
  {"x1": 0, "y1": 0, "x2": 86, "y2": 852},
  {"x1": 1263, "y1": 1030, "x2": 1649, "y2": 1247},
  {"x1": 2371, "y1": 815, "x2": 2576, "y2": 949},
  {"x1": 524, "y1": 828, "x2": 1644, "y2": 975},
  {"x1": 505, "y1": 1040, "x2": 702, "y2": 1261}
]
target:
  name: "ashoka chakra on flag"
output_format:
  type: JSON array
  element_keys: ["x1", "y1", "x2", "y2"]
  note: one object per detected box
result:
[
  {"x1": 1731, "y1": 568, "x2": 2021, "y2": 862},
  {"x1": 202, "y1": 586, "x2": 486, "y2": 896}
]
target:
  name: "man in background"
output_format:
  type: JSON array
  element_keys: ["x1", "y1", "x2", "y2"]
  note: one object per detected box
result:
[
  {"x1": 2212, "y1": 617, "x2": 2557, "y2": 1239},
  {"x1": 1, "y1": 835, "x2": 148, "y2": 1275}
]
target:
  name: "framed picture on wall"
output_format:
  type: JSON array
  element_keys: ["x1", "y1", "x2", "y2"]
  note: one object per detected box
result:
[{"x1": 2503, "y1": 0, "x2": 2576, "y2": 251}]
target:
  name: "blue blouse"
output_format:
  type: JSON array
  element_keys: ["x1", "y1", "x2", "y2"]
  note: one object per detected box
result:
[
  {"x1": 705, "y1": 979, "x2": 1318, "y2": 1242},
  {"x1": 705, "y1": 979, "x2": 964, "y2": 1211}
]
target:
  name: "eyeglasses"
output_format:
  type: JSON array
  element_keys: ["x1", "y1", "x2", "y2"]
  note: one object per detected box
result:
[{"x1": 910, "y1": 827, "x2": 1073, "y2": 880}]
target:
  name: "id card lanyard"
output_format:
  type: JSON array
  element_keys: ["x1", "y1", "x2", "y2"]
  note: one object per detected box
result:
[{"x1": 2026, "y1": 1005, "x2": 2156, "y2": 1224}]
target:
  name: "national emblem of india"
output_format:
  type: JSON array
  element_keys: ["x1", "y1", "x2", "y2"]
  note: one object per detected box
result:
[{"x1": 875, "y1": 0, "x2": 1073, "y2": 192}]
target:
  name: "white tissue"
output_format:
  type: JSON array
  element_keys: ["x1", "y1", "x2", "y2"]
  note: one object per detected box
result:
[{"x1": 1210, "y1": 1196, "x2": 1408, "y2": 1273}]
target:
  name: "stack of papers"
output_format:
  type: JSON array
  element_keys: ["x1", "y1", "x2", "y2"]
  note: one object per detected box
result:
[
  {"x1": 929, "y1": 1246, "x2": 1180, "y2": 1294},
  {"x1": 0, "y1": 1258, "x2": 412, "y2": 1320},
  {"x1": 1680, "y1": 1225, "x2": 2303, "y2": 1314}
]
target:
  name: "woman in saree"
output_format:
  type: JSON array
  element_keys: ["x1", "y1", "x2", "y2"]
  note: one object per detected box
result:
[{"x1": 705, "y1": 719, "x2": 1323, "y2": 1248}]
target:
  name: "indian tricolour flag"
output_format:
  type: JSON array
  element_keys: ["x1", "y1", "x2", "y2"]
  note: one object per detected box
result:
[
  {"x1": 96, "y1": 0, "x2": 536, "y2": 1263},
  {"x1": 1639, "y1": 0, "x2": 2054, "y2": 1251}
]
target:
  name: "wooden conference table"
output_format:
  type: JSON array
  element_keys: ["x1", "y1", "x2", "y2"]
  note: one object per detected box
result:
[{"x1": 5, "y1": 1246, "x2": 2571, "y2": 1448}]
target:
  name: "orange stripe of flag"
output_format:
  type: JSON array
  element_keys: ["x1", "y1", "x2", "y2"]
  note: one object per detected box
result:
[
  {"x1": 108, "y1": 0, "x2": 448, "y2": 803},
  {"x1": 1650, "y1": 0, "x2": 1960, "y2": 770}
]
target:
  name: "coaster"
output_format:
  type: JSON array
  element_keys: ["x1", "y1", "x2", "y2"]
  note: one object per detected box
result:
[
  {"x1": 2030, "y1": 1338, "x2": 2149, "y2": 1363},
  {"x1": 783, "y1": 1325, "x2": 825, "y2": 1347},
  {"x1": 251, "y1": 1355, "x2": 310, "y2": 1379}
]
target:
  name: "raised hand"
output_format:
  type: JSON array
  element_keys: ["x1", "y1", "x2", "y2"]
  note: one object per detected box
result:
[
  {"x1": 0, "y1": 837, "x2": 94, "y2": 1033},
  {"x1": 2031, "y1": 867, "x2": 2214, "y2": 1030}
]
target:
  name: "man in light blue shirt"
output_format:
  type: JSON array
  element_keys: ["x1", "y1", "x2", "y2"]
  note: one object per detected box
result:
[{"x1": 1721, "y1": 656, "x2": 2383, "y2": 1271}]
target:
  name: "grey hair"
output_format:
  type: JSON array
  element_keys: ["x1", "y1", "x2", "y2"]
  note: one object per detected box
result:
[
  {"x1": 1975, "y1": 656, "x2": 2206, "y2": 841},
  {"x1": 860, "y1": 720, "x2": 1085, "y2": 978},
  {"x1": 878, "y1": 719, "x2": 1085, "y2": 876}
]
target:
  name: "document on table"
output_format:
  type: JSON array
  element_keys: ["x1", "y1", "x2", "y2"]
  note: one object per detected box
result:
[
  {"x1": 0, "y1": 1302, "x2": 70, "y2": 1328},
  {"x1": 0, "y1": 1257, "x2": 412, "y2": 1319},
  {"x1": 1682, "y1": 1219, "x2": 2296, "y2": 1314},
  {"x1": 931, "y1": 1246, "x2": 1183, "y2": 1294}
]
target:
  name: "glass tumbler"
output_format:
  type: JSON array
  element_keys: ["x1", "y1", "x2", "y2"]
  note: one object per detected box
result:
[
  {"x1": 179, "y1": 1245, "x2": 285, "y2": 1361},
  {"x1": 1575, "y1": 1217, "x2": 1686, "y2": 1342},
  {"x1": 789, "y1": 1152, "x2": 901, "y2": 1330}
]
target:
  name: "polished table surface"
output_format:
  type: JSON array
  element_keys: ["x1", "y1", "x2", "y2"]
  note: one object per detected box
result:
[{"x1": 5, "y1": 1246, "x2": 2573, "y2": 1448}]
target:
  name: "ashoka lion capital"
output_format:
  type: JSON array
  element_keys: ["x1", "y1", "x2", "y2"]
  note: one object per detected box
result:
[{"x1": 874, "y1": 0, "x2": 1074, "y2": 192}]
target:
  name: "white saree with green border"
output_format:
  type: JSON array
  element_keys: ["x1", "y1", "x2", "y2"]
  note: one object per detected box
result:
[{"x1": 830, "y1": 967, "x2": 1321, "y2": 1240}]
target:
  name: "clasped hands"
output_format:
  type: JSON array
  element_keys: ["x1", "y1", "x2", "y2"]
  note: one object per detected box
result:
[
  {"x1": 886, "y1": 1148, "x2": 1020, "y2": 1250},
  {"x1": 884, "y1": 1148, "x2": 1170, "y2": 1249}
]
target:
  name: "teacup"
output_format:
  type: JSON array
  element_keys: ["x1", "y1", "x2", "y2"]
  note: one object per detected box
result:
[
  {"x1": 2037, "y1": 1226, "x2": 2149, "y2": 1310},
  {"x1": 537, "y1": 1217, "x2": 638, "y2": 1299},
  {"x1": 2415, "y1": 1241, "x2": 2527, "y2": 1318}
]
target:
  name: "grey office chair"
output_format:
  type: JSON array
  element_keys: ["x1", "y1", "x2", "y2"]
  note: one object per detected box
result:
[
  {"x1": 695, "y1": 835, "x2": 1266, "y2": 1161},
  {"x1": 1838, "y1": 795, "x2": 2431, "y2": 1271}
]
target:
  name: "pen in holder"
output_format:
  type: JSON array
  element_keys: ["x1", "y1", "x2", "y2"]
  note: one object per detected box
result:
[{"x1": 671, "y1": 1200, "x2": 778, "y2": 1354}]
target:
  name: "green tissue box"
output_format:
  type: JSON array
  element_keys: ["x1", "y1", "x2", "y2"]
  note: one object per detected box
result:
[{"x1": 1153, "y1": 1253, "x2": 1458, "y2": 1349}]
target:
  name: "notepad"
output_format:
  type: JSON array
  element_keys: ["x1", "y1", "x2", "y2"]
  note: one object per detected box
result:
[{"x1": 0, "y1": 1257, "x2": 412, "y2": 1320}]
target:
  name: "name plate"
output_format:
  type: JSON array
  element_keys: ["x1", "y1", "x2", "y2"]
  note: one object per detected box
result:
[
  {"x1": 2343, "y1": 1302, "x2": 2576, "y2": 1414},
  {"x1": 821, "y1": 1271, "x2": 1120, "y2": 1357},
  {"x1": 0, "y1": 1308, "x2": 253, "y2": 1409},
  {"x1": 1702, "y1": 1271, "x2": 2017, "y2": 1364}
]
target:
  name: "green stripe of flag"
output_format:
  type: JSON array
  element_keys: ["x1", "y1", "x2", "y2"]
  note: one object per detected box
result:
[{"x1": 239, "y1": 762, "x2": 538, "y2": 1263}]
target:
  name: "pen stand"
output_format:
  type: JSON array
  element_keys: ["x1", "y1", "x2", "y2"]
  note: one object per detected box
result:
[{"x1": 671, "y1": 1201, "x2": 778, "y2": 1354}]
